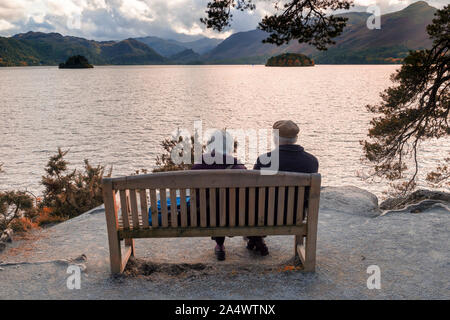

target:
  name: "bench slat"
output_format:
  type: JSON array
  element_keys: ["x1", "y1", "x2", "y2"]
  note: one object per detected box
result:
[
  {"x1": 267, "y1": 187, "x2": 275, "y2": 226},
  {"x1": 119, "y1": 190, "x2": 130, "y2": 229},
  {"x1": 258, "y1": 187, "x2": 266, "y2": 226},
  {"x1": 199, "y1": 188, "x2": 207, "y2": 227},
  {"x1": 248, "y1": 187, "x2": 255, "y2": 226},
  {"x1": 276, "y1": 187, "x2": 285, "y2": 226},
  {"x1": 111, "y1": 170, "x2": 311, "y2": 190},
  {"x1": 119, "y1": 224, "x2": 307, "y2": 239},
  {"x1": 149, "y1": 189, "x2": 158, "y2": 228},
  {"x1": 129, "y1": 189, "x2": 140, "y2": 229},
  {"x1": 190, "y1": 188, "x2": 197, "y2": 227},
  {"x1": 238, "y1": 188, "x2": 246, "y2": 227},
  {"x1": 160, "y1": 188, "x2": 169, "y2": 227},
  {"x1": 296, "y1": 187, "x2": 305, "y2": 225},
  {"x1": 209, "y1": 188, "x2": 216, "y2": 227},
  {"x1": 170, "y1": 189, "x2": 178, "y2": 228},
  {"x1": 286, "y1": 186, "x2": 295, "y2": 225},
  {"x1": 229, "y1": 188, "x2": 236, "y2": 227},
  {"x1": 180, "y1": 188, "x2": 188, "y2": 227},
  {"x1": 219, "y1": 188, "x2": 226, "y2": 227},
  {"x1": 140, "y1": 189, "x2": 149, "y2": 228}
]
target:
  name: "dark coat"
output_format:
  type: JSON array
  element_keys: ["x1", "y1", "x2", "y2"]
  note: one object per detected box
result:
[
  {"x1": 191, "y1": 153, "x2": 246, "y2": 170},
  {"x1": 253, "y1": 144, "x2": 319, "y2": 173},
  {"x1": 253, "y1": 144, "x2": 318, "y2": 225}
]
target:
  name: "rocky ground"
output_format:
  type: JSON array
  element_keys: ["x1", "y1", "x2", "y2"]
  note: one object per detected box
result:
[{"x1": 0, "y1": 186, "x2": 448, "y2": 299}]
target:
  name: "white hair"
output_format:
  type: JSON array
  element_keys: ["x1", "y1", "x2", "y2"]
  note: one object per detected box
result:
[{"x1": 207, "y1": 130, "x2": 234, "y2": 155}]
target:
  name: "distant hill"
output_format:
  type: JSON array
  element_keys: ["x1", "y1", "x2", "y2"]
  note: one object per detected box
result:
[
  {"x1": 134, "y1": 36, "x2": 222, "y2": 57},
  {"x1": 204, "y1": 1, "x2": 437, "y2": 64},
  {"x1": 181, "y1": 37, "x2": 222, "y2": 55},
  {"x1": 134, "y1": 36, "x2": 188, "y2": 57},
  {"x1": 100, "y1": 38, "x2": 166, "y2": 64},
  {"x1": 0, "y1": 37, "x2": 40, "y2": 66},
  {"x1": 0, "y1": 32, "x2": 166, "y2": 66},
  {"x1": 169, "y1": 49, "x2": 203, "y2": 64},
  {"x1": 312, "y1": 1, "x2": 437, "y2": 63},
  {"x1": 0, "y1": 1, "x2": 438, "y2": 66}
]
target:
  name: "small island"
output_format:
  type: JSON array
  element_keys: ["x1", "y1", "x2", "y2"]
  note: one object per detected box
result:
[
  {"x1": 59, "y1": 55, "x2": 94, "y2": 69},
  {"x1": 265, "y1": 53, "x2": 314, "y2": 67}
]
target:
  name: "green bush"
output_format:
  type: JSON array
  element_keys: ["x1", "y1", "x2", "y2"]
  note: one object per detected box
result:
[{"x1": 40, "y1": 148, "x2": 110, "y2": 219}]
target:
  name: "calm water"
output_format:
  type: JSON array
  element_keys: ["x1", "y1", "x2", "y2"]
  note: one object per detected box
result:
[{"x1": 1, "y1": 65, "x2": 448, "y2": 197}]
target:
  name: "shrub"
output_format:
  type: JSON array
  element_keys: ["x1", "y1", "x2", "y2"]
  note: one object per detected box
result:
[
  {"x1": 153, "y1": 131, "x2": 204, "y2": 173},
  {"x1": 0, "y1": 191, "x2": 38, "y2": 234},
  {"x1": 40, "y1": 148, "x2": 111, "y2": 219}
]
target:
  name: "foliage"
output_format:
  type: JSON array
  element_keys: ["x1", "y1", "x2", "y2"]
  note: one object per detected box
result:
[
  {"x1": 426, "y1": 157, "x2": 450, "y2": 189},
  {"x1": 153, "y1": 131, "x2": 204, "y2": 172},
  {"x1": 1, "y1": 33, "x2": 166, "y2": 67},
  {"x1": 362, "y1": 5, "x2": 449, "y2": 194},
  {"x1": 59, "y1": 55, "x2": 94, "y2": 68},
  {"x1": 266, "y1": 53, "x2": 314, "y2": 66},
  {"x1": 201, "y1": 0, "x2": 353, "y2": 50},
  {"x1": 0, "y1": 191, "x2": 38, "y2": 234},
  {"x1": 40, "y1": 148, "x2": 111, "y2": 219},
  {"x1": 1, "y1": 149, "x2": 110, "y2": 237}
]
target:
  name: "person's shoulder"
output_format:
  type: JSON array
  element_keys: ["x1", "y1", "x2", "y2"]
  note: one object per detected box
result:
[
  {"x1": 306, "y1": 151, "x2": 318, "y2": 163},
  {"x1": 303, "y1": 151, "x2": 319, "y2": 172}
]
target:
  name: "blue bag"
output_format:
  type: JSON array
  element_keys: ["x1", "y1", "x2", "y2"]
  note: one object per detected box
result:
[{"x1": 148, "y1": 196, "x2": 191, "y2": 226}]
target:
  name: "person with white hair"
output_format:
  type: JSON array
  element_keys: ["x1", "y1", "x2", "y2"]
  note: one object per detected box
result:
[{"x1": 191, "y1": 130, "x2": 246, "y2": 261}]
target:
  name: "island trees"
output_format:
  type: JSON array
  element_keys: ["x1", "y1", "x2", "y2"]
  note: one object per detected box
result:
[
  {"x1": 266, "y1": 53, "x2": 314, "y2": 66},
  {"x1": 201, "y1": 0, "x2": 353, "y2": 50},
  {"x1": 59, "y1": 55, "x2": 93, "y2": 69},
  {"x1": 362, "y1": 5, "x2": 449, "y2": 194}
]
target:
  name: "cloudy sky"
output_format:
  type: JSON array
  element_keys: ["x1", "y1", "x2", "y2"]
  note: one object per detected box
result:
[{"x1": 0, "y1": 0, "x2": 446, "y2": 41}]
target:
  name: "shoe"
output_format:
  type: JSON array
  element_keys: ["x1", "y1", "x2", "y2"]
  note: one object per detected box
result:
[
  {"x1": 254, "y1": 238, "x2": 269, "y2": 256},
  {"x1": 215, "y1": 244, "x2": 226, "y2": 261},
  {"x1": 247, "y1": 237, "x2": 269, "y2": 256},
  {"x1": 246, "y1": 237, "x2": 256, "y2": 250}
]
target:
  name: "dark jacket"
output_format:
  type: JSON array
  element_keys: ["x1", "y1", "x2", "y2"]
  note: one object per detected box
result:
[
  {"x1": 192, "y1": 153, "x2": 246, "y2": 170},
  {"x1": 253, "y1": 144, "x2": 318, "y2": 225},
  {"x1": 253, "y1": 144, "x2": 318, "y2": 173}
]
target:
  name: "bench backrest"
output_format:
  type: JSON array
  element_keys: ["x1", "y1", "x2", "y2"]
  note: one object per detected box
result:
[{"x1": 102, "y1": 170, "x2": 321, "y2": 231}]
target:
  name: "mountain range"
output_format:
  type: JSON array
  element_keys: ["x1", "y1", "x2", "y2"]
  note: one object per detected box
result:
[{"x1": 0, "y1": 1, "x2": 437, "y2": 66}]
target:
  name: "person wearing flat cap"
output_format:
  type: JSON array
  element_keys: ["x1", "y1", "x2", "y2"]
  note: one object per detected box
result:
[
  {"x1": 254, "y1": 120, "x2": 318, "y2": 173},
  {"x1": 247, "y1": 120, "x2": 319, "y2": 256}
]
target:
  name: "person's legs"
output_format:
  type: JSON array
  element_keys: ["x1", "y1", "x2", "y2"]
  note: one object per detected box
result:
[
  {"x1": 213, "y1": 237, "x2": 226, "y2": 261},
  {"x1": 215, "y1": 237, "x2": 225, "y2": 246}
]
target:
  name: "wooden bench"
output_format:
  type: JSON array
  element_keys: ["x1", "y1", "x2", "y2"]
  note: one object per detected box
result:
[{"x1": 102, "y1": 170, "x2": 321, "y2": 273}]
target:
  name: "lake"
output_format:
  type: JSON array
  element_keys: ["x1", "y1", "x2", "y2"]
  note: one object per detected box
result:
[{"x1": 0, "y1": 65, "x2": 448, "y2": 197}]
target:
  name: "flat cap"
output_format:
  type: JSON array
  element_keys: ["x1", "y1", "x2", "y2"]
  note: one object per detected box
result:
[{"x1": 273, "y1": 120, "x2": 299, "y2": 138}]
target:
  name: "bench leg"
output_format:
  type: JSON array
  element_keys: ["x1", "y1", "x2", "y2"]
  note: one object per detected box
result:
[
  {"x1": 108, "y1": 232, "x2": 122, "y2": 274},
  {"x1": 295, "y1": 236, "x2": 316, "y2": 272},
  {"x1": 294, "y1": 235, "x2": 303, "y2": 258},
  {"x1": 302, "y1": 238, "x2": 316, "y2": 272},
  {"x1": 125, "y1": 238, "x2": 135, "y2": 256}
]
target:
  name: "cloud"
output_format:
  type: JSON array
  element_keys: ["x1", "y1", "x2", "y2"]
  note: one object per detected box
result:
[{"x1": 0, "y1": 0, "x2": 447, "y2": 40}]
